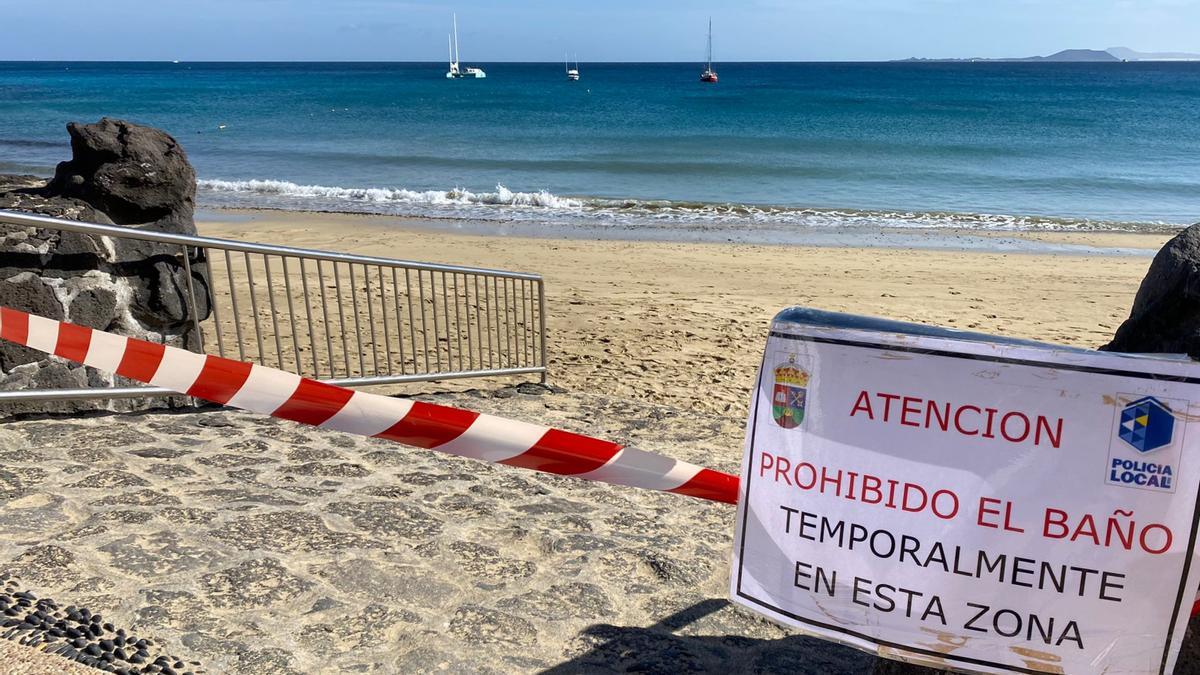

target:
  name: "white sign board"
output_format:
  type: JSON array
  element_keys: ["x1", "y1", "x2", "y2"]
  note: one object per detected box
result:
[{"x1": 730, "y1": 312, "x2": 1200, "y2": 674}]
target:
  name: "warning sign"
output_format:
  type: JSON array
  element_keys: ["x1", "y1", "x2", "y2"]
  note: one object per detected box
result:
[{"x1": 730, "y1": 311, "x2": 1200, "y2": 674}]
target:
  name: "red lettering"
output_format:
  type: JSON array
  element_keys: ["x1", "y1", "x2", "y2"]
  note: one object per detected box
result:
[
  {"x1": 978, "y1": 497, "x2": 1001, "y2": 529},
  {"x1": 931, "y1": 490, "x2": 959, "y2": 520},
  {"x1": 1036, "y1": 416, "x2": 1063, "y2": 449},
  {"x1": 794, "y1": 462, "x2": 817, "y2": 489},
  {"x1": 982, "y1": 408, "x2": 998, "y2": 438},
  {"x1": 954, "y1": 405, "x2": 981, "y2": 435},
  {"x1": 775, "y1": 455, "x2": 792, "y2": 485},
  {"x1": 1000, "y1": 411, "x2": 1030, "y2": 443},
  {"x1": 926, "y1": 400, "x2": 950, "y2": 431},
  {"x1": 820, "y1": 466, "x2": 844, "y2": 496},
  {"x1": 1044, "y1": 508, "x2": 1069, "y2": 539},
  {"x1": 759, "y1": 451, "x2": 775, "y2": 478},
  {"x1": 900, "y1": 396, "x2": 921, "y2": 427},
  {"x1": 861, "y1": 474, "x2": 883, "y2": 504},
  {"x1": 846, "y1": 391, "x2": 1064, "y2": 449},
  {"x1": 850, "y1": 390, "x2": 874, "y2": 419},
  {"x1": 878, "y1": 393, "x2": 900, "y2": 422},
  {"x1": 901, "y1": 483, "x2": 928, "y2": 513}
]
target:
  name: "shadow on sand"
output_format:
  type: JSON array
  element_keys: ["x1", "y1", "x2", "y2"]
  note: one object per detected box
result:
[
  {"x1": 540, "y1": 598, "x2": 939, "y2": 675},
  {"x1": 542, "y1": 599, "x2": 1200, "y2": 674}
]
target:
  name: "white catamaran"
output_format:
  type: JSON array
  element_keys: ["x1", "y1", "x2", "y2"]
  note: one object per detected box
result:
[
  {"x1": 566, "y1": 53, "x2": 580, "y2": 81},
  {"x1": 446, "y1": 14, "x2": 486, "y2": 79}
]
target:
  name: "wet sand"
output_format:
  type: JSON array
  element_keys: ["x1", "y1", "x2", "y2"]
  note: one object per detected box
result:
[{"x1": 198, "y1": 209, "x2": 1168, "y2": 418}]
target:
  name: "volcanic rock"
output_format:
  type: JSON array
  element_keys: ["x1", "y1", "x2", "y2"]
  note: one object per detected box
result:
[
  {"x1": 0, "y1": 118, "x2": 211, "y2": 415},
  {"x1": 1105, "y1": 223, "x2": 1200, "y2": 357}
]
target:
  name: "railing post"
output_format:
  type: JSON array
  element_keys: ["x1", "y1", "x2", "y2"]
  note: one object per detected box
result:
[
  {"x1": 180, "y1": 244, "x2": 204, "y2": 353},
  {"x1": 538, "y1": 279, "x2": 548, "y2": 384}
]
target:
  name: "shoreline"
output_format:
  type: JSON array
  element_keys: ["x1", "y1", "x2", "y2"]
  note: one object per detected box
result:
[
  {"x1": 197, "y1": 206, "x2": 1173, "y2": 257},
  {"x1": 196, "y1": 208, "x2": 1163, "y2": 420}
]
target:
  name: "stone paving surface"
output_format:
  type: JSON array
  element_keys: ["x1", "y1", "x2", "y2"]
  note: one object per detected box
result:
[
  {"x1": 0, "y1": 385, "x2": 880, "y2": 674},
  {"x1": 1, "y1": 385, "x2": 1196, "y2": 674}
]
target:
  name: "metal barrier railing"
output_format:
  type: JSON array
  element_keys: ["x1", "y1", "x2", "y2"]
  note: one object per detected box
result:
[{"x1": 0, "y1": 210, "x2": 548, "y2": 401}]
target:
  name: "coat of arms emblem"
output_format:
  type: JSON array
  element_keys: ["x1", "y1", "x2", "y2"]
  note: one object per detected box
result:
[{"x1": 772, "y1": 359, "x2": 809, "y2": 429}]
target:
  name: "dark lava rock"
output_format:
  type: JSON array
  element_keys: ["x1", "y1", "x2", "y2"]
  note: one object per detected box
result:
[
  {"x1": 0, "y1": 118, "x2": 211, "y2": 415},
  {"x1": 497, "y1": 582, "x2": 612, "y2": 621},
  {"x1": 285, "y1": 462, "x2": 371, "y2": 477},
  {"x1": 68, "y1": 471, "x2": 151, "y2": 489},
  {"x1": 127, "y1": 448, "x2": 194, "y2": 460},
  {"x1": 314, "y1": 558, "x2": 455, "y2": 608},
  {"x1": 91, "y1": 490, "x2": 182, "y2": 507},
  {"x1": 1106, "y1": 223, "x2": 1200, "y2": 357},
  {"x1": 98, "y1": 532, "x2": 222, "y2": 579},
  {"x1": 447, "y1": 541, "x2": 536, "y2": 580},
  {"x1": 48, "y1": 118, "x2": 195, "y2": 227},
  {"x1": 325, "y1": 501, "x2": 443, "y2": 540},
  {"x1": 7, "y1": 545, "x2": 81, "y2": 587},
  {"x1": 0, "y1": 575, "x2": 201, "y2": 674},
  {"x1": 211, "y1": 511, "x2": 383, "y2": 553},
  {"x1": 199, "y1": 558, "x2": 313, "y2": 609},
  {"x1": 447, "y1": 605, "x2": 537, "y2": 647}
]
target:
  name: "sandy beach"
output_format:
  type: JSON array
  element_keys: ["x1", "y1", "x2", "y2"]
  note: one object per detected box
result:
[
  {"x1": 199, "y1": 209, "x2": 1169, "y2": 422},
  {"x1": 4, "y1": 15, "x2": 1199, "y2": 669},
  {"x1": 3, "y1": 207, "x2": 1194, "y2": 674}
]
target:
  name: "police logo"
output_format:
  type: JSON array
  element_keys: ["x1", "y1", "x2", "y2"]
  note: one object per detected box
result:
[
  {"x1": 1118, "y1": 396, "x2": 1174, "y2": 453},
  {"x1": 1106, "y1": 393, "x2": 1185, "y2": 493},
  {"x1": 772, "y1": 359, "x2": 809, "y2": 429}
]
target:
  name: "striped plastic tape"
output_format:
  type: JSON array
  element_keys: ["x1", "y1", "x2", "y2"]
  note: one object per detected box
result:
[
  {"x1": 0, "y1": 306, "x2": 739, "y2": 504},
  {"x1": 4, "y1": 306, "x2": 1197, "y2": 618}
]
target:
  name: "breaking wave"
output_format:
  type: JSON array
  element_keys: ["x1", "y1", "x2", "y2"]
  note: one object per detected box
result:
[
  {"x1": 197, "y1": 177, "x2": 1176, "y2": 234},
  {"x1": 198, "y1": 179, "x2": 584, "y2": 210}
]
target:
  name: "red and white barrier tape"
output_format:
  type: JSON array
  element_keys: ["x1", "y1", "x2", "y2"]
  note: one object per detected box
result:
[
  {"x1": 0, "y1": 306, "x2": 738, "y2": 504},
  {"x1": 4, "y1": 307, "x2": 1198, "y2": 617}
]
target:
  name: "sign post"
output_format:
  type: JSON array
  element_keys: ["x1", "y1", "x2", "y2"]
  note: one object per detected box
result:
[{"x1": 731, "y1": 308, "x2": 1200, "y2": 674}]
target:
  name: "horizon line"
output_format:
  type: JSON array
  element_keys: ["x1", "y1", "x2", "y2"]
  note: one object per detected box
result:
[{"x1": 4, "y1": 58, "x2": 1197, "y2": 64}]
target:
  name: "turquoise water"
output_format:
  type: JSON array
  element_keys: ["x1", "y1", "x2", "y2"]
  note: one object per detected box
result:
[{"x1": 1, "y1": 61, "x2": 1198, "y2": 232}]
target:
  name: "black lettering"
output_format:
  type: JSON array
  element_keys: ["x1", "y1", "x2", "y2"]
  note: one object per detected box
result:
[
  {"x1": 779, "y1": 505, "x2": 799, "y2": 533},
  {"x1": 852, "y1": 577, "x2": 871, "y2": 607},
  {"x1": 921, "y1": 596, "x2": 947, "y2": 625},
  {"x1": 964, "y1": 602, "x2": 989, "y2": 633},
  {"x1": 874, "y1": 584, "x2": 896, "y2": 613},
  {"x1": 793, "y1": 561, "x2": 813, "y2": 590}
]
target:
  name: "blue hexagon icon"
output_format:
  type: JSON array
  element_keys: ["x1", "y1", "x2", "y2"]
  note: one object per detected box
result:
[{"x1": 1118, "y1": 396, "x2": 1175, "y2": 453}]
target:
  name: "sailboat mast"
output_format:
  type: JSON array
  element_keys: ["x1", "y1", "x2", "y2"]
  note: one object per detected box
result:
[
  {"x1": 453, "y1": 14, "x2": 460, "y2": 65},
  {"x1": 706, "y1": 18, "x2": 713, "y2": 69}
]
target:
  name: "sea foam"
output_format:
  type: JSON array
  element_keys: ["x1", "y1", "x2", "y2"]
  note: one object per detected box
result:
[
  {"x1": 198, "y1": 179, "x2": 584, "y2": 210},
  {"x1": 197, "y1": 177, "x2": 1171, "y2": 234}
]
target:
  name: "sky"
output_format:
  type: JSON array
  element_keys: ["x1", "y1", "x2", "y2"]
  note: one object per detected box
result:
[{"x1": 1, "y1": 0, "x2": 1198, "y2": 62}]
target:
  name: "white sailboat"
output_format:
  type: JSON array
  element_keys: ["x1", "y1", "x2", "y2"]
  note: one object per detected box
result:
[
  {"x1": 446, "y1": 14, "x2": 486, "y2": 79},
  {"x1": 566, "y1": 53, "x2": 580, "y2": 81},
  {"x1": 700, "y1": 18, "x2": 718, "y2": 83}
]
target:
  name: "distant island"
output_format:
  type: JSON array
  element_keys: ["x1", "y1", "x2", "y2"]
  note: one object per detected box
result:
[{"x1": 898, "y1": 47, "x2": 1200, "y2": 63}]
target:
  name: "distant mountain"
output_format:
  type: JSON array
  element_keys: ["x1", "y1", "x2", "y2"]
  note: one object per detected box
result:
[
  {"x1": 1107, "y1": 47, "x2": 1200, "y2": 61},
  {"x1": 1034, "y1": 49, "x2": 1119, "y2": 62},
  {"x1": 898, "y1": 48, "x2": 1169, "y2": 63}
]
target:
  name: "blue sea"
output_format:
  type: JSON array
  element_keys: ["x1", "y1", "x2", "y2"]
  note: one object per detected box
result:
[{"x1": 1, "y1": 61, "x2": 1198, "y2": 234}]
